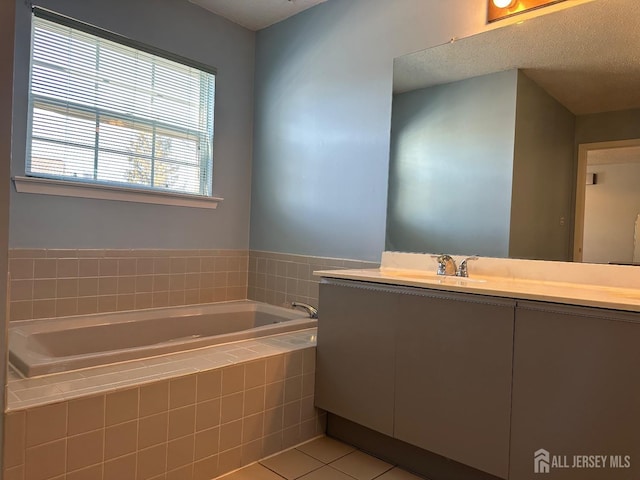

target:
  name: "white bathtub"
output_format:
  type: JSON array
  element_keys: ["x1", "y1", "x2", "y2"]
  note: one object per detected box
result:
[{"x1": 9, "y1": 300, "x2": 317, "y2": 377}]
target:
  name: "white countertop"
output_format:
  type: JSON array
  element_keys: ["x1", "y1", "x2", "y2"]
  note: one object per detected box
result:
[{"x1": 314, "y1": 252, "x2": 640, "y2": 313}]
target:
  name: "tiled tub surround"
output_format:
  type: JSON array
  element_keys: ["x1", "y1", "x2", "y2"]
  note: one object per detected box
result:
[
  {"x1": 8, "y1": 249, "x2": 249, "y2": 322},
  {"x1": 4, "y1": 329, "x2": 324, "y2": 480},
  {"x1": 248, "y1": 251, "x2": 379, "y2": 308}
]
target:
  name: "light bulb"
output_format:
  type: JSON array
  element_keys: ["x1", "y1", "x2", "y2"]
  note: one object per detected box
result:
[{"x1": 493, "y1": 0, "x2": 515, "y2": 7}]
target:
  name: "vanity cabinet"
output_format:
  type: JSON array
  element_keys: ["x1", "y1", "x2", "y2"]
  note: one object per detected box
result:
[
  {"x1": 395, "y1": 291, "x2": 514, "y2": 479},
  {"x1": 315, "y1": 280, "x2": 515, "y2": 478},
  {"x1": 509, "y1": 301, "x2": 640, "y2": 480},
  {"x1": 315, "y1": 281, "x2": 399, "y2": 435}
]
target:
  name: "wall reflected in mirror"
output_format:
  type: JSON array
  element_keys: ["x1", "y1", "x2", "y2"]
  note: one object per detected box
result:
[{"x1": 386, "y1": 0, "x2": 640, "y2": 264}]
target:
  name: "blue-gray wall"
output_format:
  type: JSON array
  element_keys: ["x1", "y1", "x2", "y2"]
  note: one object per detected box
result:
[
  {"x1": 249, "y1": 0, "x2": 489, "y2": 262},
  {"x1": 10, "y1": 0, "x2": 255, "y2": 249},
  {"x1": 386, "y1": 70, "x2": 518, "y2": 257},
  {"x1": 509, "y1": 71, "x2": 575, "y2": 261}
]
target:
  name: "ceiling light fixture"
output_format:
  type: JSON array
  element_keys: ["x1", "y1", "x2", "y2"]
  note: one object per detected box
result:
[{"x1": 488, "y1": 0, "x2": 567, "y2": 23}]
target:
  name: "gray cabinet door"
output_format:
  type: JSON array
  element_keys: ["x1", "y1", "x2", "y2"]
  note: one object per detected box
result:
[
  {"x1": 394, "y1": 290, "x2": 515, "y2": 479},
  {"x1": 510, "y1": 301, "x2": 640, "y2": 480},
  {"x1": 315, "y1": 280, "x2": 399, "y2": 435}
]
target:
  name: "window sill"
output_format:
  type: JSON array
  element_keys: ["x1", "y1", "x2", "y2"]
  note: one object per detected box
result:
[{"x1": 13, "y1": 176, "x2": 223, "y2": 209}]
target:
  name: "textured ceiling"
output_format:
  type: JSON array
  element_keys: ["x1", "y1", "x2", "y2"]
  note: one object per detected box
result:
[
  {"x1": 394, "y1": 0, "x2": 640, "y2": 115},
  {"x1": 189, "y1": 0, "x2": 327, "y2": 30}
]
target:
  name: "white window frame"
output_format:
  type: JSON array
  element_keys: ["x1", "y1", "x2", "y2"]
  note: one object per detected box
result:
[{"x1": 15, "y1": 8, "x2": 222, "y2": 209}]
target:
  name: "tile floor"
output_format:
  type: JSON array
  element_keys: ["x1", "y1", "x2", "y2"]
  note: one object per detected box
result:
[{"x1": 218, "y1": 436, "x2": 425, "y2": 480}]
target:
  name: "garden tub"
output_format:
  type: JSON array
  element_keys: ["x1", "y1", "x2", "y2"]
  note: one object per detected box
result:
[{"x1": 9, "y1": 300, "x2": 317, "y2": 377}]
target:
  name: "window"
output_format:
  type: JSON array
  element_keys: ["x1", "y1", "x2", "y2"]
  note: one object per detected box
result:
[{"x1": 25, "y1": 10, "x2": 216, "y2": 199}]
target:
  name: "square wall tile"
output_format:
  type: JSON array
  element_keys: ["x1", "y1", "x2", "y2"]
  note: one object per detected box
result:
[
  {"x1": 25, "y1": 438, "x2": 66, "y2": 480},
  {"x1": 138, "y1": 412, "x2": 168, "y2": 450},
  {"x1": 196, "y1": 398, "x2": 221, "y2": 432},
  {"x1": 262, "y1": 432, "x2": 283, "y2": 458},
  {"x1": 221, "y1": 392, "x2": 244, "y2": 424},
  {"x1": 105, "y1": 420, "x2": 137, "y2": 460},
  {"x1": 67, "y1": 395, "x2": 105, "y2": 436},
  {"x1": 266, "y1": 357, "x2": 284, "y2": 383},
  {"x1": 106, "y1": 388, "x2": 139, "y2": 426},
  {"x1": 263, "y1": 406, "x2": 284, "y2": 436},
  {"x1": 66, "y1": 464, "x2": 103, "y2": 480},
  {"x1": 4, "y1": 465, "x2": 24, "y2": 480},
  {"x1": 284, "y1": 376, "x2": 303, "y2": 403},
  {"x1": 265, "y1": 381, "x2": 285, "y2": 410},
  {"x1": 218, "y1": 447, "x2": 242, "y2": 477},
  {"x1": 167, "y1": 464, "x2": 193, "y2": 480},
  {"x1": 219, "y1": 420, "x2": 243, "y2": 452},
  {"x1": 244, "y1": 386, "x2": 265, "y2": 417},
  {"x1": 193, "y1": 454, "x2": 218, "y2": 480},
  {"x1": 284, "y1": 351, "x2": 303, "y2": 378},
  {"x1": 167, "y1": 434, "x2": 195, "y2": 471},
  {"x1": 137, "y1": 444, "x2": 167, "y2": 480},
  {"x1": 283, "y1": 401, "x2": 301, "y2": 429},
  {"x1": 26, "y1": 402, "x2": 67, "y2": 447},
  {"x1": 241, "y1": 413, "x2": 264, "y2": 445},
  {"x1": 4, "y1": 411, "x2": 26, "y2": 468},
  {"x1": 244, "y1": 360, "x2": 266, "y2": 389},
  {"x1": 140, "y1": 381, "x2": 169, "y2": 417},
  {"x1": 67, "y1": 429, "x2": 104, "y2": 472},
  {"x1": 222, "y1": 365, "x2": 245, "y2": 396},
  {"x1": 283, "y1": 425, "x2": 302, "y2": 449},
  {"x1": 195, "y1": 427, "x2": 219, "y2": 461},
  {"x1": 169, "y1": 375, "x2": 196, "y2": 409},
  {"x1": 168, "y1": 405, "x2": 195, "y2": 440},
  {"x1": 196, "y1": 370, "x2": 222, "y2": 403},
  {"x1": 10, "y1": 259, "x2": 34, "y2": 280},
  {"x1": 241, "y1": 439, "x2": 263, "y2": 466}
]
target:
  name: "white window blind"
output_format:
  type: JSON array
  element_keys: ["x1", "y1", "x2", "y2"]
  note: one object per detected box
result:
[{"x1": 27, "y1": 11, "x2": 215, "y2": 197}]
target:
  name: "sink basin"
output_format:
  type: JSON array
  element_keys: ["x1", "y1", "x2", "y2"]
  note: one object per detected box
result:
[{"x1": 384, "y1": 270, "x2": 487, "y2": 284}]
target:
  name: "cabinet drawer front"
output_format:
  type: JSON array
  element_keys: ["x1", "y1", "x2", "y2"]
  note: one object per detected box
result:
[
  {"x1": 394, "y1": 294, "x2": 514, "y2": 479},
  {"x1": 510, "y1": 305, "x2": 640, "y2": 480},
  {"x1": 315, "y1": 282, "x2": 398, "y2": 435}
]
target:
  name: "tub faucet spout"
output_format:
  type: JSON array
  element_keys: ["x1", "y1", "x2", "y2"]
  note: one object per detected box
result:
[{"x1": 291, "y1": 302, "x2": 318, "y2": 319}]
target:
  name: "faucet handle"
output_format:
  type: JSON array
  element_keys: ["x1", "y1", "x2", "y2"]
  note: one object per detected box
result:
[
  {"x1": 456, "y1": 256, "x2": 479, "y2": 277},
  {"x1": 431, "y1": 254, "x2": 457, "y2": 276}
]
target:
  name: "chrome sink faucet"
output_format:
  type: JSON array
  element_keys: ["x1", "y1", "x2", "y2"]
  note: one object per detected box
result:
[
  {"x1": 433, "y1": 254, "x2": 479, "y2": 277},
  {"x1": 433, "y1": 254, "x2": 457, "y2": 276},
  {"x1": 456, "y1": 256, "x2": 479, "y2": 278}
]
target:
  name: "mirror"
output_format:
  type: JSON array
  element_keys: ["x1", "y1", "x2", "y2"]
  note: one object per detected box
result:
[{"x1": 387, "y1": 0, "x2": 640, "y2": 263}]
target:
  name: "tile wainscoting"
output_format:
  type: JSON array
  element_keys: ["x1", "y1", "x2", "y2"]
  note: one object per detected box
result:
[
  {"x1": 247, "y1": 251, "x2": 379, "y2": 309},
  {"x1": 7, "y1": 248, "x2": 379, "y2": 322},
  {"x1": 8, "y1": 249, "x2": 249, "y2": 322}
]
